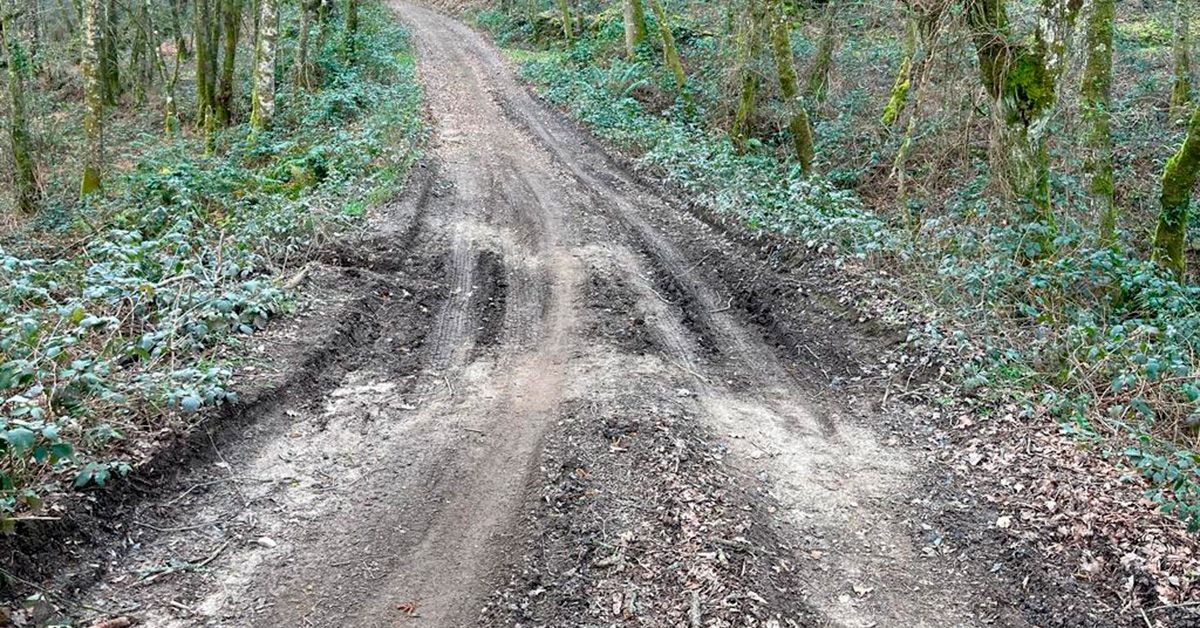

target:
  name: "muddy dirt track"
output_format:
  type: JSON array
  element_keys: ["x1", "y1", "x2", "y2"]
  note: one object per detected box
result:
[{"x1": 2, "y1": 3, "x2": 1124, "y2": 627}]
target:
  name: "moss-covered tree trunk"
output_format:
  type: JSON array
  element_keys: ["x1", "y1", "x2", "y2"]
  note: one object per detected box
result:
[
  {"x1": 730, "y1": 0, "x2": 764, "y2": 151},
  {"x1": 295, "y1": 0, "x2": 313, "y2": 90},
  {"x1": 1154, "y1": 103, "x2": 1200, "y2": 278},
  {"x1": 648, "y1": 0, "x2": 687, "y2": 95},
  {"x1": 194, "y1": 0, "x2": 215, "y2": 126},
  {"x1": 343, "y1": 0, "x2": 358, "y2": 58},
  {"x1": 81, "y1": 0, "x2": 104, "y2": 196},
  {"x1": 967, "y1": 0, "x2": 1081, "y2": 235},
  {"x1": 557, "y1": 0, "x2": 572, "y2": 41},
  {"x1": 1081, "y1": 0, "x2": 1115, "y2": 244},
  {"x1": 250, "y1": 0, "x2": 277, "y2": 133},
  {"x1": 806, "y1": 1, "x2": 837, "y2": 105},
  {"x1": 767, "y1": 0, "x2": 814, "y2": 173},
  {"x1": 881, "y1": 10, "x2": 917, "y2": 127},
  {"x1": 623, "y1": 0, "x2": 648, "y2": 58},
  {"x1": 161, "y1": 0, "x2": 183, "y2": 135},
  {"x1": 217, "y1": 0, "x2": 240, "y2": 125},
  {"x1": 1172, "y1": 0, "x2": 1192, "y2": 122},
  {"x1": 1, "y1": 6, "x2": 39, "y2": 213},
  {"x1": 100, "y1": 0, "x2": 121, "y2": 105}
]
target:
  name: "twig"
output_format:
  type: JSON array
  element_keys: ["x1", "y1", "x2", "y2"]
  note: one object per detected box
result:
[
  {"x1": 640, "y1": 277, "x2": 679, "y2": 305},
  {"x1": 207, "y1": 431, "x2": 250, "y2": 508},
  {"x1": 688, "y1": 590, "x2": 701, "y2": 628},
  {"x1": 708, "y1": 296, "x2": 733, "y2": 313},
  {"x1": 1148, "y1": 600, "x2": 1200, "y2": 612},
  {"x1": 685, "y1": 252, "x2": 712, "y2": 273},
  {"x1": 463, "y1": 427, "x2": 485, "y2": 435},
  {"x1": 668, "y1": 358, "x2": 709, "y2": 384},
  {"x1": 139, "y1": 540, "x2": 231, "y2": 585},
  {"x1": 134, "y1": 513, "x2": 231, "y2": 534},
  {"x1": 284, "y1": 262, "x2": 316, "y2": 291}
]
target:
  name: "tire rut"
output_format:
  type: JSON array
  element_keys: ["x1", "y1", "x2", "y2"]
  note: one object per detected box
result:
[{"x1": 32, "y1": 4, "x2": 1041, "y2": 628}]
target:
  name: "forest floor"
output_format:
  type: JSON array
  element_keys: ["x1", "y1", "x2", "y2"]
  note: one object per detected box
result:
[{"x1": 3, "y1": 3, "x2": 1192, "y2": 627}]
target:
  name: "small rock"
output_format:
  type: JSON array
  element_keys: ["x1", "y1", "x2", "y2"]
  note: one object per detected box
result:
[{"x1": 256, "y1": 537, "x2": 278, "y2": 549}]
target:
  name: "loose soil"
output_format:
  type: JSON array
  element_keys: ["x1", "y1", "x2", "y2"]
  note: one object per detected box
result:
[{"x1": 0, "y1": 3, "x2": 1168, "y2": 627}]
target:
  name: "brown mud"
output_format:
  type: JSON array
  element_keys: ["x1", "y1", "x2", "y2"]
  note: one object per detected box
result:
[{"x1": 1, "y1": 3, "x2": 1134, "y2": 626}]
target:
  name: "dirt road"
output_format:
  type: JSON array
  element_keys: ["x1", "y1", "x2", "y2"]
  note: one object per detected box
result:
[{"x1": 19, "y1": 3, "x2": 1075, "y2": 626}]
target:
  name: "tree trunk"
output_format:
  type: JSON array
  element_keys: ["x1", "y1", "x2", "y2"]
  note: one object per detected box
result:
[
  {"x1": 1081, "y1": 0, "x2": 1115, "y2": 244},
  {"x1": 343, "y1": 0, "x2": 357, "y2": 58},
  {"x1": 557, "y1": 0, "x2": 572, "y2": 41},
  {"x1": 806, "y1": 1, "x2": 837, "y2": 104},
  {"x1": 967, "y1": 0, "x2": 1081, "y2": 233},
  {"x1": 881, "y1": 9, "x2": 916, "y2": 127},
  {"x1": 1, "y1": 6, "x2": 39, "y2": 213},
  {"x1": 730, "y1": 0, "x2": 763, "y2": 151},
  {"x1": 1172, "y1": 0, "x2": 1192, "y2": 122},
  {"x1": 195, "y1": 0, "x2": 214, "y2": 126},
  {"x1": 217, "y1": 0, "x2": 240, "y2": 125},
  {"x1": 158, "y1": 0, "x2": 182, "y2": 135},
  {"x1": 623, "y1": 0, "x2": 648, "y2": 58},
  {"x1": 1154, "y1": 102, "x2": 1200, "y2": 278},
  {"x1": 27, "y1": 0, "x2": 40, "y2": 62},
  {"x1": 100, "y1": 0, "x2": 120, "y2": 105},
  {"x1": 250, "y1": 0, "x2": 277, "y2": 133},
  {"x1": 767, "y1": 0, "x2": 814, "y2": 172},
  {"x1": 889, "y1": 1, "x2": 947, "y2": 216},
  {"x1": 647, "y1": 0, "x2": 687, "y2": 95},
  {"x1": 295, "y1": 0, "x2": 312, "y2": 90},
  {"x1": 81, "y1": 0, "x2": 104, "y2": 196}
]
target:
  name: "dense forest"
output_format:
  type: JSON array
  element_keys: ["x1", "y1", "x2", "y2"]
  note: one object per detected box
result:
[{"x1": 4, "y1": 0, "x2": 1200, "y2": 624}]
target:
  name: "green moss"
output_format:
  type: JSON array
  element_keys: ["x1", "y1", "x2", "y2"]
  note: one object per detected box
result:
[
  {"x1": 1154, "y1": 105, "x2": 1200, "y2": 276},
  {"x1": 880, "y1": 74, "x2": 910, "y2": 127},
  {"x1": 1005, "y1": 49, "x2": 1056, "y2": 123}
]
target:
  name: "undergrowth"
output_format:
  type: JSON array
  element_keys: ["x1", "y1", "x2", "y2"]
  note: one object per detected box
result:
[
  {"x1": 478, "y1": 8, "x2": 1200, "y2": 530},
  {"x1": 0, "y1": 3, "x2": 423, "y2": 529}
]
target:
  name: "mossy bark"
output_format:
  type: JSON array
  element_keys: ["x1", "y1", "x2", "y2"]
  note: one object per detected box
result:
[
  {"x1": 217, "y1": 0, "x2": 240, "y2": 125},
  {"x1": 1154, "y1": 104, "x2": 1200, "y2": 278},
  {"x1": 1, "y1": 9, "x2": 39, "y2": 213},
  {"x1": 1172, "y1": 0, "x2": 1192, "y2": 122},
  {"x1": 100, "y1": 0, "x2": 121, "y2": 106},
  {"x1": 806, "y1": 1, "x2": 837, "y2": 105},
  {"x1": 623, "y1": 0, "x2": 648, "y2": 58},
  {"x1": 881, "y1": 12, "x2": 916, "y2": 127},
  {"x1": 81, "y1": 0, "x2": 104, "y2": 196},
  {"x1": 730, "y1": 0, "x2": 764, "y2": 151},
  {"x1": 194, "y1": 0, "x2": 215, "y2": 126},
  {"x1": 343, "y1": 0, "x2": 358, "y2": 58},
  {"x1": 767, "y1": 0, "x2": 814, "y2": 173},
  {"x1": 648, "y1": 0, "x2": 687, "y2": 97},
  {"x1": 557, "y1": 0, "x2": 572, "y2": 41},
  {"x1": 250, "y1": 0, "x2": 277, "y2": 134},
  {"x1": 295, "y1": 0, "x2": 313, "y2": 90},
  {"x1": 129, "y1": 1, "x2": 152, "y2": 105},
  {"x1": 967, "y1": 0, "x2": 1081, "y2": 234},
  {"x1": 1081, "y1": 0, "x2": 1115, "y2": 244},
  {"x1": 161, "y1": 0, "x2": 183, "y2": 136}
]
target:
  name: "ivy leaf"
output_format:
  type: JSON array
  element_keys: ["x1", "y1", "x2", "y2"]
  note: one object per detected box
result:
[
  {"x1": 180, "y1": 395, "x2": 202, "y2": 413},
  {"x1": 1, "y1": 428, "x2": 36, "y2": 452}
]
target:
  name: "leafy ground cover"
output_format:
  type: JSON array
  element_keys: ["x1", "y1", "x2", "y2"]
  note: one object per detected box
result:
[
  {"x1": 474, "y1": 6, "x2": 1200, "y2": 533},
  {"x1": 0, "y1": 3, "x2": 423, "y2": 532}
]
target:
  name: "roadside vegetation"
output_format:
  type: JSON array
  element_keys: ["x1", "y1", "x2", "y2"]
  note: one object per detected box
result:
[
  {"x1": 477, "y1": 0, "x2": 1200, "y2": 530},
  {"x1": 0, "y1": 0, "x2": 422, "y2": 533}
]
